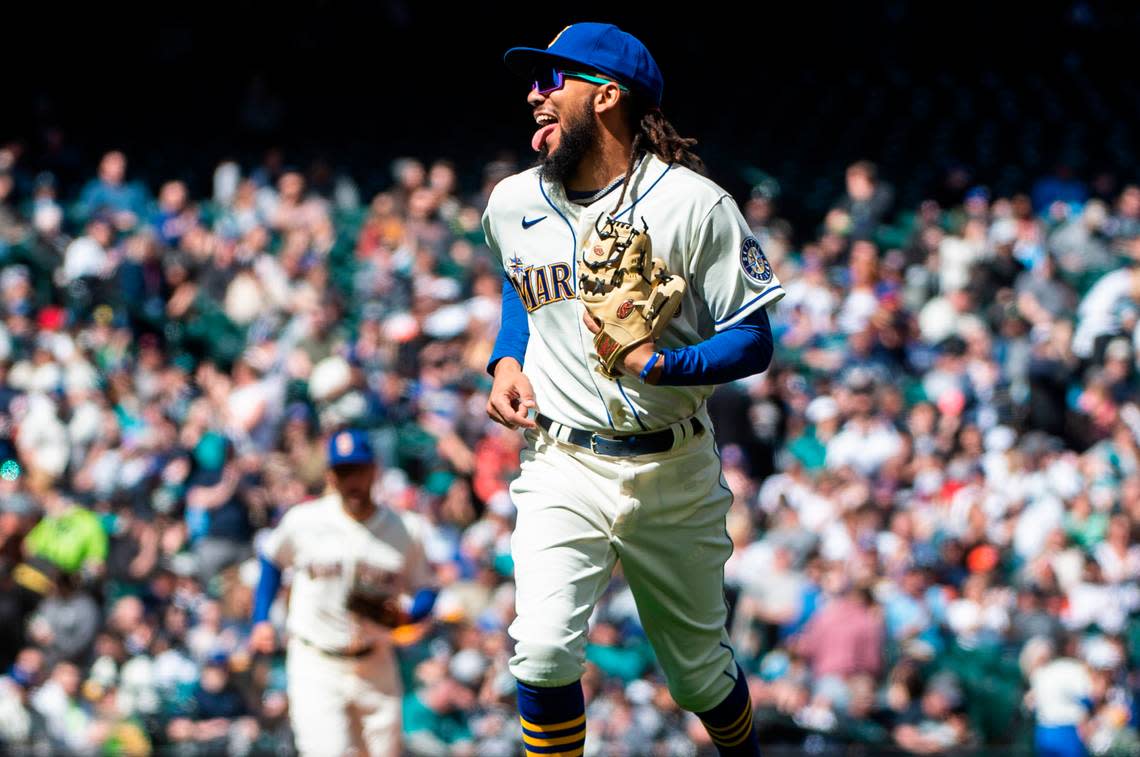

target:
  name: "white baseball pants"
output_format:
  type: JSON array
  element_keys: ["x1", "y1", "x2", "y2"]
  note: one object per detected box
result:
[
  {"x1": 286, "y1": 638, "x2": 402, "y2": 756},
  {"x1": 507, "y1": 414, "x2": 738, "y2": 712}
]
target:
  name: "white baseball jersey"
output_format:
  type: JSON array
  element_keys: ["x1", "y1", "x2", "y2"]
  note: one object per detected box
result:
[
  {"x1": 483, "y1": 152, "x2": 784, "y2": 433},
  {"x1": 261, "y1": 494, "x2": 432, "y2": 652}
]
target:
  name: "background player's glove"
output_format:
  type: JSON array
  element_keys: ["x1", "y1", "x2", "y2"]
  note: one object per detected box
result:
[
  {"x1": 578, "y1": 215, "x2": 686, "y2": 379},
  {"x1": 345, "y1": 588, "x2": 405, "y2": 628}
]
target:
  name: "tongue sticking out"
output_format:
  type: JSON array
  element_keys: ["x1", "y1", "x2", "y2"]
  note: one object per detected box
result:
[{"x1": 532, "y1": 123, "x2": 558, "y2": 152}]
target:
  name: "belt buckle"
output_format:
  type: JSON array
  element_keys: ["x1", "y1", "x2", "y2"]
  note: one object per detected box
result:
[
  {"x1": 591, "y1": 433, "x2": 638, "y2": 457},
  {"x1": 590, "y1": 433, "x2": 623, "y2": 456}
]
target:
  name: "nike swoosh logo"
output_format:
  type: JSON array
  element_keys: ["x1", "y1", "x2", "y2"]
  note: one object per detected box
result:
[{"x1": 521, "y1": 215, "x2": 547, "y2": 229}]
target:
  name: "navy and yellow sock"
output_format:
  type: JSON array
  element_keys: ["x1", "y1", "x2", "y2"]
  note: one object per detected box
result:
[
  {"x1": 516, "y1": 679, "x2": 587, "y2": 757},
  {"x1": 696, "y1": 664, "x2": 760, "y2": 756}
]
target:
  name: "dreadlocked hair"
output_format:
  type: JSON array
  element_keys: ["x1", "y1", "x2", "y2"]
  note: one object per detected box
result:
[{"x1": 612, "y1": 100, "x2": 705, "y2": 215}]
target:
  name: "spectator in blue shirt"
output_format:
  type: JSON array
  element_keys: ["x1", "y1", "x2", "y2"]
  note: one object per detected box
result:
[{"x1": 76, "y1": 151, "x2": 148, "y2": 230}]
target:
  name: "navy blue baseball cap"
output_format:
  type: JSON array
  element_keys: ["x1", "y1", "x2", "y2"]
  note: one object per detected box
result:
[
  {"x1": 504, "y1": 22, "x2": 664, "y2": 107},
  {"x1": 327, "y1": 429, "x2": 375, "y2": 467}
]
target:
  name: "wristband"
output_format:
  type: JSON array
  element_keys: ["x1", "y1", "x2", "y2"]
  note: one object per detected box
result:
[{"x1": 639, "y1": 352, "x2": 662, "y2": 383}]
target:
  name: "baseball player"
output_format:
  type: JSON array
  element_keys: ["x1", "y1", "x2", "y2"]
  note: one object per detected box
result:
[
  {"x1": 483, "y1": 23, "x2": 784, "y2": 757},
  {"x1": 249, "y1": 429, "x2": 437, "y2": 756}
]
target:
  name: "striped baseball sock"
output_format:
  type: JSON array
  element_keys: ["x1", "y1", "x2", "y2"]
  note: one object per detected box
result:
[
  {"x1": 516, "y1": 679, "x2": 587, "y2": 757},
  {"x1": 696, "y1": 664, "x2": 760, "y2": 756}
]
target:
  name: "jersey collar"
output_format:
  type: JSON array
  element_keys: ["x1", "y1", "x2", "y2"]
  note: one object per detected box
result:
[
  {"x1": 542, "y1": 152, "x2": 658, "y2": 214},
  {"x1": 565, "y1": 174, "x2": 626, "y2": 206}
]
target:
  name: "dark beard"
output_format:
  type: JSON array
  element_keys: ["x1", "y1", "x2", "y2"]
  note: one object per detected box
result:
[{"x1": 537, "y1": 104, "x2": 600, "y2": 186}]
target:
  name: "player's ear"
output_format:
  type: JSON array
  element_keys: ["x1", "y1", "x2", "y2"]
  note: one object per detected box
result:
[{"x1": 593, "y1": 83, "x2": 623, "y2": 115}]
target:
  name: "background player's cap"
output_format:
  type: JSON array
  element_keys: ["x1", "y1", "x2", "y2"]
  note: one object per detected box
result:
[
  {"x1": 327, "y1": 429, "x2": 375, "y2": 467},
  {"x1": 504, "y1": 22, "x2": 664, "y2": 107}
]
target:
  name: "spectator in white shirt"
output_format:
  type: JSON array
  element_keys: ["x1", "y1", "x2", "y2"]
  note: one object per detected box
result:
[
  {"x1": 1093, "y1": 515, "x2": 1140, "y2": 584},
  {"x1": 60, "y1": 218, "x2": 113, "y2": 284}
]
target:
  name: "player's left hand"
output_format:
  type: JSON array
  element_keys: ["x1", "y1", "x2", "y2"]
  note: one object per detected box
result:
[
  {"x1": 249, "y1": 621, "x2": 276, "y2": 655},
  {"x1": 582, "y1": 311, "x2": 662, "y2": 383}
]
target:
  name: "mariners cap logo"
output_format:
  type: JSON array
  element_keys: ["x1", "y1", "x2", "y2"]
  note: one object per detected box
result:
[
  {"x1": 548, "y1": 25, "x2": 571, "y2": 48},
  {"x1": 336, "y1": 432, "x2": 354, "y2": 456},
  {"x1": 740, "y1": 237, "x2": 773, "y2": 285}
]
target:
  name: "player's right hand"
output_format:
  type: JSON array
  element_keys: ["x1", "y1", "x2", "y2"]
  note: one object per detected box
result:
[
  {"x1": 249, "y1": 621, "x2": 276, "y2": 654},
  {"x1": 486, "y1": 358, "x2": 538, "y2": 430}
]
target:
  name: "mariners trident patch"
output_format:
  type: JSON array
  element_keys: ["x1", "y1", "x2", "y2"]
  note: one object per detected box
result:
[{"x1": 740, "y1": 237, "x2": 773, "y2": 285}]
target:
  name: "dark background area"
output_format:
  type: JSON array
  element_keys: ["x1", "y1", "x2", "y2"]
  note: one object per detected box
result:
[{"x1": 6, "y1": 0, "x2": 1140, "y2": 235}]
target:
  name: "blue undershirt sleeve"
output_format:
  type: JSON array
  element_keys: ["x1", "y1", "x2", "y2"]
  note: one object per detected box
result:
[
  {"x1": 657, "y1": 306, "x2": 774, "y2": 386},
  {"x1": 487, "y1": 274, "x2": 530, "y2": 375},
  {"x1": 408, "y1": 588, "x2": 439, "y2": 623},
  {"x1": 252, "y1": 555, "x2": 282, "y2": 624}
]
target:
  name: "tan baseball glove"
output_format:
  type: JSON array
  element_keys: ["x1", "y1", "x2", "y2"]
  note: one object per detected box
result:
[{"x1": 578, "y1": 215, "x2": 686, "y2": 379}]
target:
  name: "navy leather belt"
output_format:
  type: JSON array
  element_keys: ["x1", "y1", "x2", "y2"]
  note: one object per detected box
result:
[{"x1": 536, "y1": 413, "x2": 704, "y2": 457}]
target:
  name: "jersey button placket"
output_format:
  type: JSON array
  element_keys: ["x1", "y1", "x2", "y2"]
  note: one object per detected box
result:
[{"x1": 563, "y1": 201, "x2": 620, "y2": 430}]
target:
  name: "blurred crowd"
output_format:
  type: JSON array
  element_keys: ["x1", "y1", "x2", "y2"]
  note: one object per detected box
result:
[{"x1": 1, "y1": 142, "x2": 1140, "y2": 756}]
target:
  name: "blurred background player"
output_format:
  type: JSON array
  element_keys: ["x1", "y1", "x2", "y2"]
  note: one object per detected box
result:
[{"x1": 249, "y1": 429, "x2": 438, "y2": 756}]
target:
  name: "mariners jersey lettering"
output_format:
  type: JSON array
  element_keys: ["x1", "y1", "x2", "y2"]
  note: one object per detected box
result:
[
  {"x1": 260, "y1": 494, "x2": 432, "y2": 651},
  {"x1": 482, "y1": 153, "x2": 785, "y2": 433},
  {"x1": 507, "y1": 257, "x2": 575, "y2": 312}
]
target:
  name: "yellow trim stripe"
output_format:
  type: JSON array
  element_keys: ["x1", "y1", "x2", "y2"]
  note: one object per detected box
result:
[
  {"x1": 522, "y1": 731, "x2": 585, "y2": 748},
  {"x1": 703, "y1": 702, "x2": 751, "y2": 736},
  {"x1": 548, "y1": 25, "x2": 571, "y2": 47},
  {"x1": 721, "y1": 719, "x2": 755, "y2": 747},
  {"x1": 712, "y1": 711, "x2": 754, "y2": 747},
  {"x1": 519, "y1": 713, "x2": 586, "y2": 733},
  {"x1": 526, "y1": 748, "x2": 584, "y2": 757}
]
